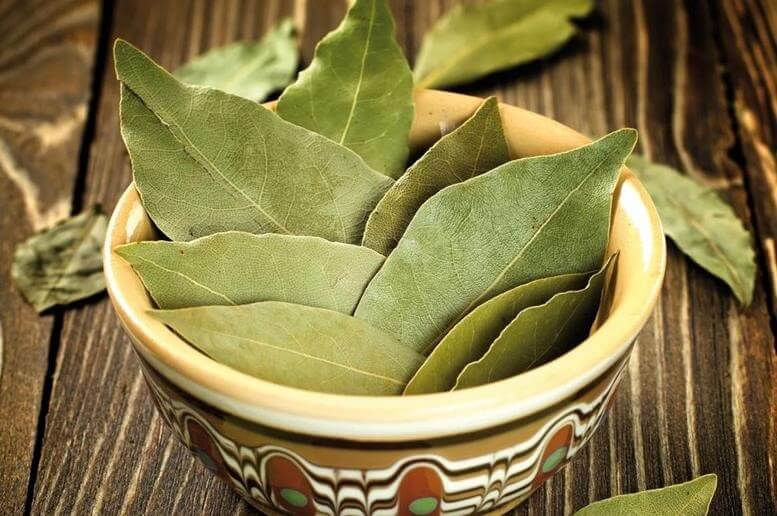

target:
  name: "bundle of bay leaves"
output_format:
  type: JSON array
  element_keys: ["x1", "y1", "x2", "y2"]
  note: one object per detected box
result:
[
  {"x1": 111, "y1": 0, "x2": 636, "y2": 397},
  {"x1": 13, "y1": 0, "x2": 755, "y2": 317}
]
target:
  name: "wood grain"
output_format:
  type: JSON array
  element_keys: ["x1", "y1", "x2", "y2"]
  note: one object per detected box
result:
[
  {"x1": 709, "y1": 1, "x2": 777, "y2": 512},
  {"x1": 9, "y1": 0, "x2": 776, "y2": 515},
  {"x1": 0, "y1": 0, "x2": 98, "y2": 513},
  {"x1": 712, "y1": 0, "x2": 777, "y2": 320}
]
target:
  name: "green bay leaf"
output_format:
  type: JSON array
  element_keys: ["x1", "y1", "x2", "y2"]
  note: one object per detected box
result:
[
  {"x1": 405, "y1": 270, "x2": 590, "y2": 395},
  {"x1": 628, "y1": 154, "x2": 756, "y2": 305},
  {"x1": 152, "y1": 301, "x2": 423, "y2": 395},
  {"x1": 115, "y1": 39, "x2": 392, "y2": 244},
  {"x1": 414, "y1": 0, "x2": 594, "y2": 89},
  {"x1": 12, "y1": 207, "x2": 107, "y2": 313},
  {"x1": 276, "y1": 0, "x2": 413, "y2": 178},
  {"x1": 574, "y1": 474, "x2": 717, "y2": 515},
  {"x1": 174, "y1": 19, "x2": 298, "y2": 102},
  {"x1": 362, "y1": 97, "x2": 509, "y2": 255},
  {"x1": 116, "y1": 232, "x2": 384, "y2": 313},
  {"x1": 453, "y1": 254, "x2": 614, "y2": 390},
  {"x1": 355, "y1": 129, "x2": 637, "y2": 353}
]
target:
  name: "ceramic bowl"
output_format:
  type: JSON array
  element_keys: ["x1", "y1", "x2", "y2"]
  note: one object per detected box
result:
[{"x1": 104, "y1": 90, "x2": 666, "y2": 515}]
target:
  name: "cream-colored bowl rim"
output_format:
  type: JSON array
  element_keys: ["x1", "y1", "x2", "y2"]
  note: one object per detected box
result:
[{"x1": 105, "y1": 90, "x2": 666, "y2": 442}]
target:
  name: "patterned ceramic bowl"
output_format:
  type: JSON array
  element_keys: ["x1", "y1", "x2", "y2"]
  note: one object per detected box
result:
[{"x1": 105, "y1": 90, "x2": 665, "y2": 515}]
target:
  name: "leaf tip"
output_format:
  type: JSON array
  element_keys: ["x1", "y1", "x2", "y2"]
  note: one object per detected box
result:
[
  {"x1": 579, "y1": 0, "x2": 597, "y2": 16},
  {"x1": 482, "y1": 95, "x2": 500, "y2": 109},
  {"x1": 615, "y1": 127, "x2": 639, "y2": 148},
  {"x1": 735, "y1": 283, "x2": 755, "y2": 307},
  {"x1": 277, "y1": 17, "x2": 295, "y2": 33},
  {"x1": 595, "y1": 128, "x2": 639, "y2": 162},
  {"x1": 147, "y1": 308, "x2": 172, "y2": 324},
  {"x1": 112, "y1": 242, "x2": 135, "y2": 261},
  {"x1": 113, "y1": 38, "x2": 134, "y2": 60},
  {"x1": 113, "y1": 38, "x2": 139, "y2": 80}
]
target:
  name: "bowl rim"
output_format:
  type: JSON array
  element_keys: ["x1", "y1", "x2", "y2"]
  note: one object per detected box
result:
[{"x1": 104, "y1": 89, "x2": 666, "y2": 442}]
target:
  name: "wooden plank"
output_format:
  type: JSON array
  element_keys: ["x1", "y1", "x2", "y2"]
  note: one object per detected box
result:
[
  {"x1": 0, "y1": 0, "x2": 99, "y2": 513},
  {"x1": 710, "y1": 0, "x2": 777, "y2": 512},
  {"x1": 27, "y1": 1, "x2": 777, "y2": 514},
  {"x1": 297, "y1": 0, "x2": 347, "y2": 64},
  {"x1": 712, "y1": 0, "x2": 777, "y2": 318}
]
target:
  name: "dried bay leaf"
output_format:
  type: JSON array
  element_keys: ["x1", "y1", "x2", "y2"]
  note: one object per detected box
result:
[
  {"x1": 115, "y1": 40, "x2": 392, "y2": 244},
  {"x1": 453, "y1": 255, "x2": 614, "y2": 390},
  {"x1": 276, "y1": 0, "x2": 413, "y2": 178},
  {"x1": 116, "y1": 232, "x2": 384, "y2": 313},
  {"x1": 174, "y1": 19, "x2": 298, "y2": 102},
  {"x1": 414, "y1": 0, "x2": 594, "y2": 89},
  {"x1": 574, "y1": 474, "x2": 717, "y2": 515},
  {"x1": 362, "y1": 97, "x2": 509, "y2": 255},
  {"x1": 404, "y1": 270, "x2": 591, "y2": 394},
  {"x1": 12, "y1": 207, "x2": 107, "y2": 312},
  {"x1": 628, "y1": 155, "x2": 756, "y2": 305},
  {"x1": 355, "y1": 129, "x2": 637, "y2": 353},
  {"x1": 152, "y1": 301, "x2": 423, "y2": 395}
]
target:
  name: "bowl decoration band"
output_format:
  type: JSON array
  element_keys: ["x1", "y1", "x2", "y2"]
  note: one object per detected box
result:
[{"x1": 138, "y1": 344, "x2": 631, "y2": 516}]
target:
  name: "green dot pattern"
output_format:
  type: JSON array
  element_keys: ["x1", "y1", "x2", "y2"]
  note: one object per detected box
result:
[
  {"x1": 542, "y1": 446, "x2": 568, "y2": 473},
  {"x1": 280, "y1": 488, "x2": 308, "y2": 508},
  {"x1": 408, "y1": 496, "x2": 438, "y2": 515}
]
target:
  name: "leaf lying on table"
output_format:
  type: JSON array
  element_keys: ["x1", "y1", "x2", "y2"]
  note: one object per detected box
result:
[
  {"x1": 628, "y1": 155, "x2": 756, "y2": 306},
  {"x1": 174, "y1": 19, "x2": 298, "y2": 102},
  {"x1": 362, "y1": 97, "x2": 510, "y2": 255},
  {"x1": 115, "y1": 40, "x2": 392, "y2": 244},
  {"x1": 277, "y1": 0, "x2": 413, "y2": 178},
  {"x1": 454, "y1": 254, "x2": 614, "y2": 390},
  {"x1": 413, "y1": 0, "x2": 594, "y2": 89},
  {"x1": 115, "y1": 232, "x2": 384, "y2": 313},
  {"x1": 405, "y1": 270, "x2": 591, "y2": 394},
  {"x1": 12, "y1": 207, "x2": 107, "y2": 312},
  {"x1": 574, "y1": 474, "x2": 717, "y2": 515},
  {"x1": 355, "y1": 129, "x2": 636, "y2": 353},
  {"x1": 152, "y1": 301, "x2": 423, "y2": 395}
]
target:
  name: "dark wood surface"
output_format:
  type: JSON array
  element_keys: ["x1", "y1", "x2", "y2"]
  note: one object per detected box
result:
[
  {"x1": 0, "y1": 0, "x2": 99, "y2": 513},
  {"x1": 0, "y1": 0, "x2": 774, "y2": 514}
]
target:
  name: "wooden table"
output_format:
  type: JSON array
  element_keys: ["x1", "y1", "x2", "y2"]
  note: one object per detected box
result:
[{"x1": 1, "y1": 0, "x2": 774, "y2": 514}]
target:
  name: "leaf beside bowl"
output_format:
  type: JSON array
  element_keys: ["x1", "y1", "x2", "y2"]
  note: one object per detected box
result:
[{"x1": 175, "y1": 18, "x2": 298, "y2": 102}]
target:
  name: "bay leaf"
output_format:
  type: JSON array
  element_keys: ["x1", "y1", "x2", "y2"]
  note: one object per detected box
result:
[
  {"x1": 116, "y1": 232, "x2": 384, "y2": 313},
  {"x1": 413, "y1": 0, "x2": 594, "y2": 89},
  {"x1": 574, "y1": 474, "x2": 717, "y2": 515},
  {"x1": 362, "y1": 97, "x2": 509, "y2": 255},
  {"x1": 174, "y1": 19, "x2": 298, "y2": 102},
  {"x1": 152, "y1": 301, "x2": 423, "y2": 395},
  {"x1": 354, "y1": 129, "x2": 637, "y2": 353},
  {"x1": 453, "y1": 254, "x2": 614, "y2": 390},
  {"x1": 276, "y1": 0, "x2": 413, "y2": 178},
  {"x1": 12, "y1": 207, "x2": 107, "y2": 312},
  {"x1": 628, "y1": 154, "x2": 756, "y2": 305},
  {"x1": 115, "y1": 39, "x2": 392, "y2": 243},
  {"x1": 404, "y1": 270, "x2": 591, "y2": 394}
]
